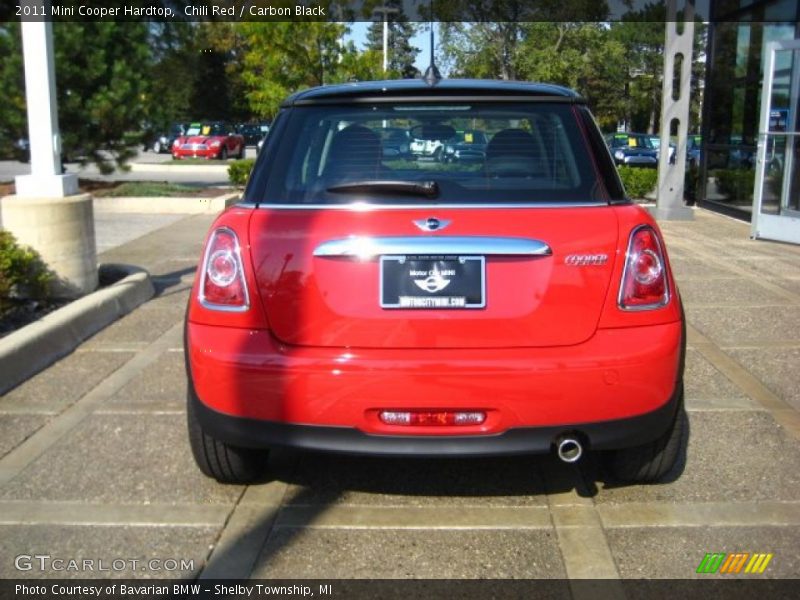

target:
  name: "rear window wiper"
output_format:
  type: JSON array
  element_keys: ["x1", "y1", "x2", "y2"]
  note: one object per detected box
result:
[{"x1": 326, "y1": 180, "x2": 439, "y2": 199}]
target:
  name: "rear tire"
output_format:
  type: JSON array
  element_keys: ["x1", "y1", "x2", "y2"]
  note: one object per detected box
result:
[
  {"x1": 606, "y1": 384, "x2": 687, "y2": 483},
  {"x1": 187, "y1": 389, "x2": 268, "y2": 484},
  {"x1": 220, "y1": 147, "x2": 228, "y2": 161}
]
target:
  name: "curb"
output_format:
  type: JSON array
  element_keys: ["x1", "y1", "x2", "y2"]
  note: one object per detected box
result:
[
  {"x1": 93, "y1": 192, "x2": 240, "y2": 214},
  {"x1": 129, "y1": 162, "x2": 230, "y2": 174},
  {"x1": 0, "y1": 263, "x2": 155, "y2": 395}
]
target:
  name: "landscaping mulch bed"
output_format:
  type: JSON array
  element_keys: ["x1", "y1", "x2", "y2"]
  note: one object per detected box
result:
[
  {"x1": 0, "y1": 266, "x2": 127, "y2": 340},
  {"x1": 88, "y1": 180, "x2": 223, "y2": 198},
  {"x1": 0, "y1": 299, "x2": 69, "y2": 339}
]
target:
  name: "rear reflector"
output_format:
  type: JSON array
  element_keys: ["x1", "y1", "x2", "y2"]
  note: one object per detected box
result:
[
  {"x1": 379, "y1": 410, "x2": 486, "y2": 426},
  {"x1": 619, "y1": 225, "x2": 670, "y2": 310}
]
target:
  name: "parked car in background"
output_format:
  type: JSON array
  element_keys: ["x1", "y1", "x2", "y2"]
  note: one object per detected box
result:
[
  {"x1": 409, "y1": 136, "x2": 443, "y2": 160},
  {"x1": 605, "y1": 132, "x2": 658, "y2": 167},
  {"x1": 379, "y1": 127, "x2": 412, "y2": 159},
  {"x1": 1, "y1": 133, "x2": 41, "y2": 163},
  {"x1": 256, "y1": 129, "x2": 271, "y2": 157},
  {"x1": 648, "y1": 135, "x2": 676, "y2": 164},
  {"x1": 687, "y1": 135, "x2": 702, "y2": 168},
  {"x1": 172, "y1": 122, "x2": 245, "y2": 160},
  {"x1": 237, "y1": 122, "x2": 269, "y2": 146},
  {"x1": 185, "y1": 79, "x2": 687, "y2": 486},
  {"x1": 13, "y1": 137, "x2": 29, "y2": 162},
  {"x1": 441, "y1": 130, "x2": 488, "y2": 163},
  {"x1": 145, "y1": 123, "x2": 187, "y2": 154}
]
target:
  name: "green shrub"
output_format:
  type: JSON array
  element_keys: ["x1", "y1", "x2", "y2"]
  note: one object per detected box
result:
[
  {"x1": 617, "y1": 166, "x2": 658, "y2": 199},
  {"x1": 711, "y1": 168, "x2": 755, "y2": 203},
  {"x1": 228, "y1": 159, "x2": 255, "y2": 187},
  {"x1": 0, "y1": 231, "x2": 52, "y2": 315}
]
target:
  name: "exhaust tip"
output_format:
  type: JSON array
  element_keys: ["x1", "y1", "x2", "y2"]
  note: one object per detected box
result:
[{"x1": 556, "y1": 437, "x2": 583, "y2": 463}]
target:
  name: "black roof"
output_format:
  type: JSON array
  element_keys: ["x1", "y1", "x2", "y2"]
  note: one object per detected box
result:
[{"x1": 281, "y1": 79, "x2": 583, "y2": 107}]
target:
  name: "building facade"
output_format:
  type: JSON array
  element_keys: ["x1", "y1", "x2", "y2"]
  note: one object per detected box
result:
[{"x1": 699, "y1": 0, "x2": 799, "y2": 232}]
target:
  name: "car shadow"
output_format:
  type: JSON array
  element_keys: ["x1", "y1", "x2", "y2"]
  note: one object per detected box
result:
[
  {"x1": 585, "y1": 414, "x2": 691, "y2": 490},
  {"x1": 149, "y1": 266, "x2": 197, "y2": 298},
  {"x1": 189, "y1": 448, "x2": 609, "y2": 580},
  {"x1": 272, "y1": 449, "x2": 597, "y2": 501}
]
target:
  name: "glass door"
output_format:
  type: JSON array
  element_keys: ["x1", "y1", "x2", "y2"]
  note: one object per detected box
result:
[{"x1": 752, "y1": 39, "x2": 800, "y2": 244}]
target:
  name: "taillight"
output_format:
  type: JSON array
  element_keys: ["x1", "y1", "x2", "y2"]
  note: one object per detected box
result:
[
  {"x1": 198, "y1": 227, "x2": 249, "y2": 311},
  {"x1": 618, "y1": 225, "x2": 670, "y2": 310}
]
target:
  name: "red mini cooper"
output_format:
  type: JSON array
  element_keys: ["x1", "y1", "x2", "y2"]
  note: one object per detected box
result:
[
  {"x1": 172, "y1": 122, "x2": 245, "y2": 160},
  {"x1": 185, "y1": 79, "x2": 686, "y2": 484}
]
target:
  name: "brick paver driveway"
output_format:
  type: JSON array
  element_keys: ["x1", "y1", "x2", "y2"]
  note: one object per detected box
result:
[{"x1": 1, "y1": 209, "x2": 799, "y2": 580}]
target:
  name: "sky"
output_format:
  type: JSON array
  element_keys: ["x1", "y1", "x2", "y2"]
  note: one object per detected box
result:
[{"x1": 345, "y1": 21, "x2": 435, "y2": 74}]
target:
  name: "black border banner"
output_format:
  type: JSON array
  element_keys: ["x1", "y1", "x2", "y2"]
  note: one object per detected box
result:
[
  {"x1": 2, "y1": 579, "x2": 800, "y2": 600},
  {"x1": 3, "y1": 1, "x2": 735, "y2": 24}
]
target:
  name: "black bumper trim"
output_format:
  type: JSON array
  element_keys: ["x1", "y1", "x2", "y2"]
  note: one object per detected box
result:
[{"x1": 190, "y1": 387, "x2": 680, "y2": 458}]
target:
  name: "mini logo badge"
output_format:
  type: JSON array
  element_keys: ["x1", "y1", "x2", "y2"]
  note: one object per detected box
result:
[
  {"x1": 413, "y1": 266, "x2": 452, "y2": 293},
  {"x1": 414, "y1": 217, "x2": 451, "y2": 232}
]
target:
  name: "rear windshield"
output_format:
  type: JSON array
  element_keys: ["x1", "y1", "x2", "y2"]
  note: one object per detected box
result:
[
  {"x1": 608, "y1": 133, "x2": 654, "y2": 149},
  {"x1": 255, "y1": 102, "x2": 606, "y2": 205},
  {"x1": 187, "y1": 123, "x2": 228, "y2": 136}
]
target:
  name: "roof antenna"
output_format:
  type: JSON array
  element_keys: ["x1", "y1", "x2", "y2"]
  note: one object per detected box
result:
[{"x1": 422, "y1": 3, "x2": 441, "y2": 86}]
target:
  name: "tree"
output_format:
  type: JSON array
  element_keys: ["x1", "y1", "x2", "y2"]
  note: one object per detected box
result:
[
  {"x1": 514, "y1": 23, "x2": 627, "y2": 130},
  {"x1": 0, "y1": 23, "x2": 26, "y2": 159},
  {"x1": 239, "y1": 22, "x2": 379, "y2": 119},
  {"x1": 145, "y1": 22, "x2": 199, "y2": 129},
  {"x1": 52, "y1": 22, "x2": 152, "y2": 173},
  {"x1": 440, "y1": 22, "x2": 525, "y2": 80},
  {"x1": 439, "y1": 1, "x2": 609, "y2": 80},
  {"x1": 366, "y1": 0, "x2": 419, "y2": 78},
  {"x1": 196, "y1": 22, "x2": 251, "y2": 121},
  {"x1": 609, "y1": 6, "x2": 668, "y2": 133},
  {"x1": 0, "y1": 22, "x2": 153, "y2": 172}
]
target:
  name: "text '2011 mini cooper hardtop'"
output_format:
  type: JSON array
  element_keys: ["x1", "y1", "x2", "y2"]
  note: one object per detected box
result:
[{"x1": 185, "y1": 79, "x2": 687, "y2": 485}]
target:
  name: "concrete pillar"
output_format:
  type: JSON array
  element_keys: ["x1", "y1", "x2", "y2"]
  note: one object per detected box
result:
[
  {"x1": 653, "y1": 0, "x2": 695, "y2": 221},
  {"x1": 0, "y1": 195, "x2": 96, "y2": 297},
  {"x1": 1, "y1": 16, "x2": 97, "y2": 297},
  {"x1": 15, "y1": 19, "x2": 76, "y2": 198}
]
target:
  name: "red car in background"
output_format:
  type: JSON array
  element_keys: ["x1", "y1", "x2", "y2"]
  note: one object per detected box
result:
[
  {"x1": 172, "y1": 122, "x2": 245, "y2": 160},
  {"x1": 185, "y1": 79, "x2": 687, "y2": 486}
]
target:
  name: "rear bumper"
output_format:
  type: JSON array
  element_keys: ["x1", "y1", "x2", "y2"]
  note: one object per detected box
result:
[
  {"x1": 190, "y1": 384, "x2": 680, "y2": 456},
  {"x1": 186, "y1": 320, "x2": 684, "y2": 454},
  {"x1": 621, "y1": 156, "x2": 657, "y2": 167}
]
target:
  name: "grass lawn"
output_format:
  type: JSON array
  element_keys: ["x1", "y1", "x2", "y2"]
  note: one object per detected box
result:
[{"x1": 92, "y1": 182, "x2": 208, "y2": 197}]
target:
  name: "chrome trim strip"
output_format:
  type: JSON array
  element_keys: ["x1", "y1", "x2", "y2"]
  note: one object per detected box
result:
[
  {"x1": 251, "y1": 202, "x2": 606, "y2": 210},
  {"x1": 313, "y1": 236, "x2": 552, "y2": 259}
]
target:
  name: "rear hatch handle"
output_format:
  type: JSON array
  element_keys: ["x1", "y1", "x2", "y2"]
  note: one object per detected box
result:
[{"x1": 313, "y1": 236, "x2": 553, "y2": 260}]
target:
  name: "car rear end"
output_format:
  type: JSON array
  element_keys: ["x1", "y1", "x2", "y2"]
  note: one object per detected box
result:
[{"x1": 185, "y1": 80, "x2": 686, "y2": 484}]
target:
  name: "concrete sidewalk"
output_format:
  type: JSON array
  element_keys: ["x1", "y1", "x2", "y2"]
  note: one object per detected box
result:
[{"x1": 0, "y1": 208, "x2": 798, "y2": 580}]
